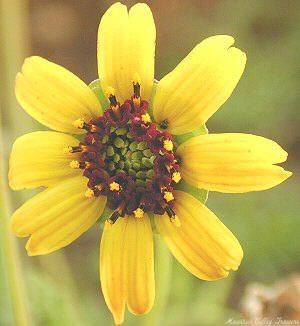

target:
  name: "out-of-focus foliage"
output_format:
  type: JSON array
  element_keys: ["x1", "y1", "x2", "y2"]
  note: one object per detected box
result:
[{"x1": 1, "y1": 0, "x2": 299, "y2": 325}]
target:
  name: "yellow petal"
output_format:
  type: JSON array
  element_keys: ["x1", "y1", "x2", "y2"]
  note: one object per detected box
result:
[
  {"x1": 100, "y1": 219, "x2": 126, "y2": 325},
  {"x1": 100, "y1": 214, "x2": 154, "y2": 325},
  {"x1": 11, "y1": 176, "x2": 106, "y2": 255},
  {"x1": 155, "y1": 191, "x2": 243, "y2": 280},
  {"x1": 98, "y1": 3, "x2": 155, "y2": 103},
  {"x1": 123, "y1": 215, "x2": 154, "y2": 315},
  {"x1": 16, "y1": 56, "x2": 102, "y2": 133},
  {"x1": 153, "y1": 35, "x2": 246, "y2": 134},
  {"x1": 176, "y1": 133, "x2": 292, "y2": 193},
  {"x1": 9, "y1": 131, "x2": 81, "y2": 190}
]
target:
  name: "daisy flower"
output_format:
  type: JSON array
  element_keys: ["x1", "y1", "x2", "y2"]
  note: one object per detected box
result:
[{"x1": 9, "y1": 2, "x2": 291, "y2": 325}]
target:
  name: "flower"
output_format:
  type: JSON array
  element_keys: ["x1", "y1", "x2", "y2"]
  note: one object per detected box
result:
[{"x1": 9, "y1": 2, "x2": 291, "y2": 325}]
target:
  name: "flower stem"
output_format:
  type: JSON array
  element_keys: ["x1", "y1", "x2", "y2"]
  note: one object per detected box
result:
[
  {"x1": 0, "y1": 0, "x2": 33, "y2": 324},
  {"x1": 0, "y1": 112, "x2": 32, "y2": 326}
]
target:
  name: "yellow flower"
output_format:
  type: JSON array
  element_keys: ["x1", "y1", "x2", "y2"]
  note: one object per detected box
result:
[{"x1": 9, "y1": 2, "x2": 291, "y2": 325}]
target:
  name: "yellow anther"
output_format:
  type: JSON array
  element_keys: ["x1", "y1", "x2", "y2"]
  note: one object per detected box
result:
[
  {"x1": 70, "y1": 160, "x2": 80, "y2": 169},
  {"x1": 64, "y1": 145, "x2": 83, "y2": 154},
  {"x1": 63, "y1": 147, "x2": 72, "y2": 154},
  {"x1": 133, "y1": 96, "x2": 141, "y2": 108},
  {"x1": 72, "y1": 118, "x2": 85, "y2": 129},
  {"x1": 85, "y1": 188, "x2": 95, "y2": 198},
  {"x1": 90, "y1": 125, "x2": 100, "y2": 132},
  {"x1": 163, "y1": 139, "x2": 174, "y2": 151},
  {"x1": 141, "y1": 113, "x2": 151, "y2": 124},
  {"x1": 109, "y1": 181, "x2": 120, "y2": 191},
  {"x1": 163, "y1": 191, "x2": 174, "y2": 202},
  {"x1": 85, "y1": 162, "x2": 93, "y2": 168},
  {"x1": 80, "y1": 145, "x2": 87, "y2": 152},
  {"x1": 133, "y1": 208, "x2": 144, "y2": 219},
  {"x1": 106, "y1": 87, "x2": 119, "y2": 112},
  {"x1": 172, "y1": 171, "x2": 181, "y2": 183},
  {"x1": 170, "y1": 215, "x2": 181, "y2": 227},
  {"x1": 95, "y1": 184, "x2": 103, "y2": 191}
]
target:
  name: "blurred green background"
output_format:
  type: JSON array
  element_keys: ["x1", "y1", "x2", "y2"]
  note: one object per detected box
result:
[{"x1": 1, "y1": 0, "x2": 299, "y2": 325}]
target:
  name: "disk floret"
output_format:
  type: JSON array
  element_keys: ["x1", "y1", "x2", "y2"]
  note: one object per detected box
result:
[{"x1": 68, "y1": 85, "x2": 181, "y2": 221}]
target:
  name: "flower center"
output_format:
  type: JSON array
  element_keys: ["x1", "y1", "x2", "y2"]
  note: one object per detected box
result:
[{"x1": 66, "y1": 83, "x2": 181, "y2": 224}]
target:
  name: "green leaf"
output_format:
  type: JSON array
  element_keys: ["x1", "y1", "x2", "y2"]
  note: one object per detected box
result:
[
  {"x1": 89, "y1": 79, "x2": 109, "y2": 109},
  {"x1": 173, "y1": 124, "x2": 208, "y2": 145},
  {"x1": 98, "y1": 205, "x2": 114, "y2": 223},
  {"x1": 175, "y1": 179, "x2": 208, "y2": 204},
  {"x1": 148, "y1": 79, "x2": 158, "y2": 117}
]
